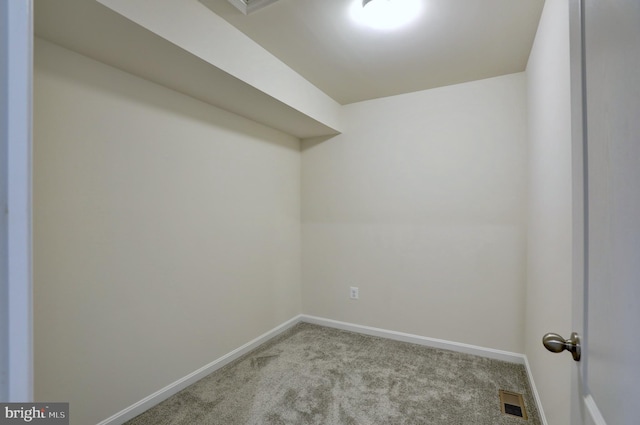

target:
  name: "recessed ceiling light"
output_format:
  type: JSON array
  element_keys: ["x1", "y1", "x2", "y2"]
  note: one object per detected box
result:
[{"x1": 350, "y1": 0, "x2": 423, "y2": 31}]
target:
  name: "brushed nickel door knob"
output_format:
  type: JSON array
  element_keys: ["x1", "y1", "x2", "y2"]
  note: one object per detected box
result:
[{"x1": 542, "y1": 332, "x2": 581, "y2": 361}]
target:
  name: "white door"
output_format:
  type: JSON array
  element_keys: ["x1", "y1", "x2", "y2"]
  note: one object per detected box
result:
[{"x1": 569, "y1": 0, "x2": 640, "y2": 424}]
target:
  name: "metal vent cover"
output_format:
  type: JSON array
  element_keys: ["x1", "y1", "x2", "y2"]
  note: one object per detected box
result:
[
  {"x1": 499, "y1": 390, "x2": 528, "y2": 420},
  {"x1": 224, "y1": 0, "x2": 281, "y2": 15}
]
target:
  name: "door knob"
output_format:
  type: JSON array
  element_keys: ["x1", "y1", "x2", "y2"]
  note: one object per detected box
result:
[{"x1": 542, "y1": 332, "x2": 581, "y2": 361}]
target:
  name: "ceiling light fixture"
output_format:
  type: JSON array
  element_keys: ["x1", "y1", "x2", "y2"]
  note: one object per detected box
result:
[{"x1": 351, "y1": 0, "x2": 422, "y2": 31}]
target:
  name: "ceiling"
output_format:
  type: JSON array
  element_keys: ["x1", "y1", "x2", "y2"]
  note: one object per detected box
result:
[
  {"x1": 199, "y1": 0, "x2": 545, "y2": 104},
  {"x1": 33, "y1": 0, "x2": 544, "y2": 137}
]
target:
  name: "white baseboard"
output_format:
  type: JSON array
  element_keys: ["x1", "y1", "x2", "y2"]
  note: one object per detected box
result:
[
  {"x1": 96, "y1": 315, "x2": 303, "y2": 425},
  {"x1": 584, "y1": 395, "x2": 607, "y2": 425},
  {"x1": 300, "y1": 315, "x2": 525, "y2": 364},
  {"x1": 97, "y1": 314, "x2": 548, "y2": 425},
  {"x1": 523, "y1": 355, "x2": 549, "y2": 425}
]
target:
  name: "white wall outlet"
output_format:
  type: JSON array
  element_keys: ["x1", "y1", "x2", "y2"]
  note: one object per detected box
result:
[{"x1": 349, "y1": 286, "x2": 359, "y2": 300}]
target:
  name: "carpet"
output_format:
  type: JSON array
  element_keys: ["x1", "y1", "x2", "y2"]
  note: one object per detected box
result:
[{"x1": 125, "y1": 323, "x2": 541, "y2": 424}]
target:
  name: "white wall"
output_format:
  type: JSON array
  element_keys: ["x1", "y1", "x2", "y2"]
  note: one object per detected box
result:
[
  {"x1": 525, "y1": 1, "x2": 573, "y2": 424},
  {"x1": 302, "y1": 74, "x2": 528, "y2": 353},
  {"x1": 33, "y1": 38, "x2": 301, "y2": 425}
]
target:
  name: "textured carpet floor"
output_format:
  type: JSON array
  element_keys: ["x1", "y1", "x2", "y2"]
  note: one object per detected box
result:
[{"x1": 125, "y1": 323, "x2": 541, "y2": 425}]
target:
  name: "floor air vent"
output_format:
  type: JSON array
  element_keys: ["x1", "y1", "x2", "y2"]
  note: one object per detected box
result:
[{"x1": 499, "y1": 390, "x2": 528, "y2": 420}]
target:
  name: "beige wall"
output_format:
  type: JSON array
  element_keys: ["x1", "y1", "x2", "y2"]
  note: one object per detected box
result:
[
  {"x1": 302, "y1": 74, "x2": 528, "y2": 353},
  {"x1": 33, "y1": 38, "x2": 302, "y2": 425},
  {"x1": 525, "y1": 1, "x2": 573, "y2": 424}
]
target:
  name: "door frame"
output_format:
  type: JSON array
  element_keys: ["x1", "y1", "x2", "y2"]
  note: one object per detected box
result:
[
  {"x1": 569, "y1": 1, "x2": 587, "y2": 421},
  {"x1": 569, "y1": 1, "x2": 609, "y2": 423},
  {"x1": 1, "y1": 0, "x2": 34, "y2": 402}
]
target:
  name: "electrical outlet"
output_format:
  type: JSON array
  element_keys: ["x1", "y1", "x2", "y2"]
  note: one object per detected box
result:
[{"x1": 350, "y1": 286, "x2": 359, "y2": 300}]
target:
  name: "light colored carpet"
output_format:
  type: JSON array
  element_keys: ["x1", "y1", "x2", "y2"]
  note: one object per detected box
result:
[{"x1": 125, "y1": 323, "x2": 541, "y2": 424}]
